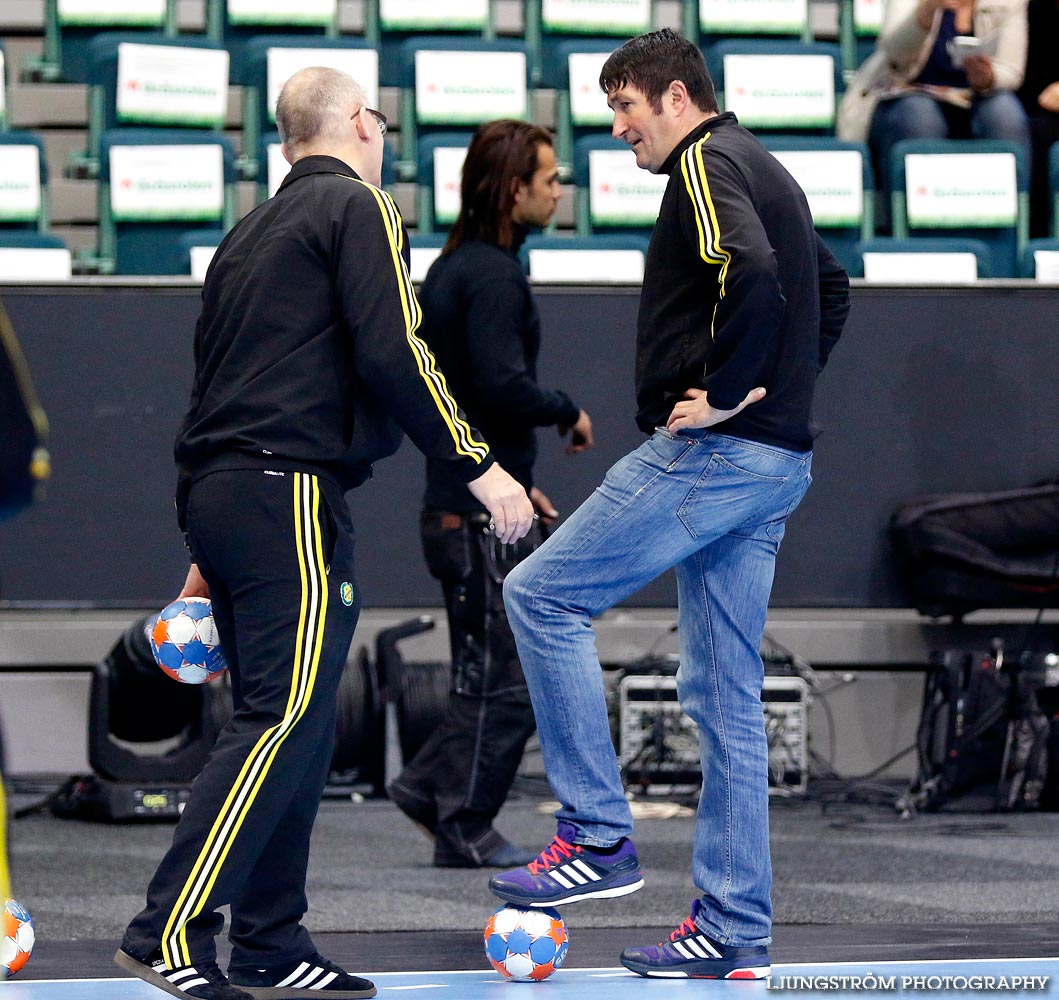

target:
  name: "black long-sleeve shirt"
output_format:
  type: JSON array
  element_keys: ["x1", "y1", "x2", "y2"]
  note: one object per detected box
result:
[
  {"x1": 174, "y1": 155, "x2": 493, "y2": 528},
  {"x1": 637, "y1": 113, "x2": 851, "y2": 450},
  {"x1": 418, "y1": 231, "x2": 581, "y2": 513}
]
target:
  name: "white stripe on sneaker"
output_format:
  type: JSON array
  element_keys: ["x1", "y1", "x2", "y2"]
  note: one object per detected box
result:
[
  {"x1": 292, "y1": 967, "x2": 328, "y2": 989},
  {"x1": 571, "y1": 859, "x2": 602, "y2": 881},
  {"x1": 672, "y1": 941, "x2": 695, "y2": 960},
  {"x1": 697, "y1": 935, "x2": 722, "y2": 959},
  {"x1": 276, "y1": 962, "x2": 311, "y2": 987},
  {"x1": 559, "y1": 865, "x2": 588, "y2": 885},
  {"x1": 549, "y1": 869, "x2": 575, "y2": 889},
  {"x1": 166, "y1": 968, "x2": 200, "y2": 983},
  {"x1": 180, "y1": 978, "x2": 209, "y2": 991},
  {"x1": 683, "y1": 938, "x2": 709, "y2": 958},
  {"x1": 314, "y1": 972, "x2": 339, "y2": 989}
]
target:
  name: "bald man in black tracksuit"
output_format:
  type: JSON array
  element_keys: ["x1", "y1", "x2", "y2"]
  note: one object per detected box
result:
[{"x1": 116, "y1": 67, "x2": 533, "y2": 1000}]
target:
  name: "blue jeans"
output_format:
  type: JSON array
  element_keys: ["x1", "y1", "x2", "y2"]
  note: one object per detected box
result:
[
  {"x1": 503, "y1": 428, "x2": 812, "y2": 946},
  {"x1": 869, "y1": 90, "x2": 1031, "y2": 199}
]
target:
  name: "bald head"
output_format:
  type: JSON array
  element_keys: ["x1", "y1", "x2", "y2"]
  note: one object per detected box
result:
[{"x1": 276, "y1": 66, "x2": 366, "y2": 161}]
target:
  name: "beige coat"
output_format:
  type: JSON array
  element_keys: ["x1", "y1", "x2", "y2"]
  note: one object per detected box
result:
[{"x1": 837, "y1": 0, "x2": 1028, "y2": 140}]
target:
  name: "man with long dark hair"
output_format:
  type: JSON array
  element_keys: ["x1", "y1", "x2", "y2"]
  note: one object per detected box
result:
[
  {"x1": 488, "y1": 30, "x2": 850, "y2": 979},
  {"x1": 388, "y1": 120, "x2": 593, "y2": 869}
]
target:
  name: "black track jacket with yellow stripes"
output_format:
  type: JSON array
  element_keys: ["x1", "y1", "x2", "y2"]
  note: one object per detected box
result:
[
  {"x1": 637, "y1": 113, "x2": 850, "y2": 450},
  {"x1": 174, "y1": 155, "x2": 493, "y2": 527}
]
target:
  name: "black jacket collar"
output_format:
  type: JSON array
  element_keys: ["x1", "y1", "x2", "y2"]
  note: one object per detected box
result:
[
  {"x1": 278, "y1": 154, "x2": 362, "y2": 191},
  {"x1": 660, "y1": 112, "x2": 738, "y2": 175}
]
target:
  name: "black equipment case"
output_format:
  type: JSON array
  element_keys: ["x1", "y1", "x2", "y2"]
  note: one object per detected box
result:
[{"x1": 891, "y1": 481, "x2": 1059, "y2": 619}]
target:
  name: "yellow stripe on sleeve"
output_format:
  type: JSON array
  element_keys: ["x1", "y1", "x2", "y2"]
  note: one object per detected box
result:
[{"x1": 356, "y1": 181, "x2": 489, "y2": 463}]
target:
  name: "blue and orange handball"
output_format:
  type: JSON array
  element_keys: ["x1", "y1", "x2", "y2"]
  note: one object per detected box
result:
[
  {"x1": 149, "y1": 597, "x2": 228, "y2": 685},
  {"x1": 1, "y1": 899, "x2": 34, "y2": 978},
  {"x1": 484, "y1": 904, "x2": 568, "y2": 982}
]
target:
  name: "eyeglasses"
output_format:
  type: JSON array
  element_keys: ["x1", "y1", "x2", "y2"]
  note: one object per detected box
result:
[{"x1": 353, "y1": 107, "x2": 388, "y2": 136}]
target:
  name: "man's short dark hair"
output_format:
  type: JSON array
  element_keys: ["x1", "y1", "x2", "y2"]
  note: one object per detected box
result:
[
  {"x1": 599, "y1": 28, "x2": 717, "y2": 114},
  {"x1": 445, "y1": 120, "x2": 554, "y2": 252}
]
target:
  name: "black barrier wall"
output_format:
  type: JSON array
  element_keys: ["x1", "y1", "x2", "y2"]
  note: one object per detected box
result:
[{"x1": 1, "y1": 283, "x2": 1057, "y2": 608}]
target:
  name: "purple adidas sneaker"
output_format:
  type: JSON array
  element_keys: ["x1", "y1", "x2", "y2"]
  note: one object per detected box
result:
[
  {"x1": 488, "y1": 821, "x2": 644, "y2": 907},
  {"x1": 620, "y1": 900, "x2": 771, "y2": 980}
]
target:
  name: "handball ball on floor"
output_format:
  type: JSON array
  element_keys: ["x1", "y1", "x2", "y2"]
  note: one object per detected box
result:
[
  {"x1": 149, "y1": 597, "x2": 228, "y2": 685},
  {"x1": 484, "y1": 904, "x2": 568, "y2": 982},
  {"x1": 1, "y1": 899, "x2": 35, "y2": 978}
]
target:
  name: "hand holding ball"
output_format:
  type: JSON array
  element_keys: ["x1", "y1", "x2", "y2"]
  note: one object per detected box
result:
[{"x1": 149, "y1": 597, "x2": 228, "y2": 685}]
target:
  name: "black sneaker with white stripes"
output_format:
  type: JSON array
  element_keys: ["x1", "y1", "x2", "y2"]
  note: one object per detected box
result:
[
  {"x1": 619, "y1": 901, "x2": 771, "y2": 980},
  {"x1": 114, "y1": 947, "x2": 254, "y2": 1000},
  {"x1": 227, "y1": 953, "x2": 376, "y2": 998}
]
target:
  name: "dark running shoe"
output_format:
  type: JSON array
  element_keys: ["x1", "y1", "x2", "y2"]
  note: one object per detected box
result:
[
  {"x1": 488, "y1": 820, "x2": 644, "y2": 907},
  {"x1": 434, "y1": 834, "x2": 536, "y2": 869},
  {"x1": 114, "y1": 947, "x2": 254, "y2": 1000},
  {"x1": 386, "y1": 779, "x2": 437, "y2": 840},
  {"x1": 228, "y1": 953, "x2": 376, "y2": 998},
  {"x1": 620, "y1": 901, "x2": 770, "y2": 980}
]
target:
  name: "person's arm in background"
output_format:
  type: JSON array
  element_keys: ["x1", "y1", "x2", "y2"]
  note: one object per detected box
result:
[
  {"x1": 461, "y1": 270, "x2": 593, "y2": 455},
  {"x1": 879, "y1": 0, "x2": 937, "y2": 65},
  {"x1": 966, "y1": 0, "x2": 1028, "y2": 93}
]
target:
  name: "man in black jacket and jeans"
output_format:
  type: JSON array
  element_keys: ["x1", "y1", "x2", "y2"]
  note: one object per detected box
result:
[
  {"x1": 116, "y1": 67, "x2": 534, "y2": 1000},
  {"x1": 388, "y1": 120, "x2": 593, "y2": 868},
  {"x1": 488, "y1": 30, "x2": 850, "y2": 980}
]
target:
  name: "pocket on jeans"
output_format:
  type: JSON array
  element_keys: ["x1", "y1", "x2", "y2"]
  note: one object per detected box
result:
[{"x1": 678, "y1": 452, "x2": 789, "y2": 538}]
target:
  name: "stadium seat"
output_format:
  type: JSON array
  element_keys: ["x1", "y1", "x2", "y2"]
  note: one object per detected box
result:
[
  {"x1": 72, "y1": 33, "x2": 229, "y2": 179},
  {"x1": 1019, "y1": 238, "x2": 1059, "y2": 281},
  {"x1": 762, "y1": 137, "x2": 874, "y2": 275},
  {"x1": 707, "y1": 41, "x2": 843, "y2": 134},
  {"x1": 408, "y1": 233, "x2": 447, "y2": 281},
  {"x1": 552, "y1": 39, "x2": 619, "y2": 175},
  {"x1": 0, "y1": 133, "x2": 49, "y2": 234},
  {"x1": 838, "y1": 0, "x2": 884, "y2": 77},
  {"x1": 397, "y1": 38, "x2": 529, "y2": 176},
  {"x1": 177, "y1": 228, "x2": 228, "y2": 281},
  {"x1": 572, "y1": 134, "x2": 667, "y2": 235},
  {"x1": 94, "y1": 129, "x2": 237, "y2": 275},
  {"x1": 206, "y1": 0, "x2": 339, "y2": 83},
  {"x1": 240, "y1": 36, "x2": 379, "y2": 180},
  {"x1": 854, "y1": 237, "x2": 992, "y2": 282},
  {"x1": 375, "y1": 0, "x2": 493, "y2": 87},
  {"x1": 0, "y1": 40, "x2": 8, "y2": 130},
  {"x1": 686, "y1": 0, "x2": 812, "y2": 48},
  {"x1": 522, "y1": 233, "x2": 649, "y2": 283},
  {"x1": 526, "y1": 0, "x2": 651, "y2": 88},
  {"x1": 415, "y1": 134, "x2": 471, "y2": 233},
  {"x1": 889, "y1": 139, "x2": 1029, "y2": 278},
  {"x1": 0, "y1": 232, "x2": 71, "y2": 280},
  {"x1": 26, "y1": 0, "x2": 178, "y2": 84}
]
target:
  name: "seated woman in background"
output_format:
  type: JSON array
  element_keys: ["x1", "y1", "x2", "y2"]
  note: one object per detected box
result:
[
  {"x1": 858, "y1": 0, "x2": 1030, "y2": 198},
  {"x1": 1019, "y1": 0, "x2": 1059, "y2": 237}
]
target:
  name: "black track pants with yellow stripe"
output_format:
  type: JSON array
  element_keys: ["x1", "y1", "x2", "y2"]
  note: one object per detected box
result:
[{"x1": 123, "y1": 469, "x2": 360, "y2": 971}]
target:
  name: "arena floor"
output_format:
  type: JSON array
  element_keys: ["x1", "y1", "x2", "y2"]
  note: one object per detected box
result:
[
  {"x1": 9, "y1": 958, "x2": 1059, "y2": 999},
  {"x1": 5, "y1": 784, "x2": 1059, "y2": 997}
]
